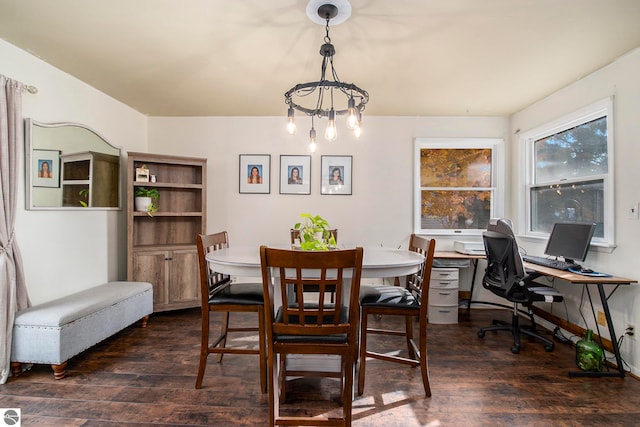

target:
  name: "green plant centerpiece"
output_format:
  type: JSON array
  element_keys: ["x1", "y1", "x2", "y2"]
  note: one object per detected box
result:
[
  {"x1": 134, "y1": 186, "x2": 160, "y2": 216},
  {"x1": 294, "y1": 213, "x2": 337, "y2": 251}
]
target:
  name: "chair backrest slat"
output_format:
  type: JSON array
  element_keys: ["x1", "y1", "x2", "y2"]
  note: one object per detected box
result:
[
  {"x1": 260, "y1": 246, "x2": 363, "y2": 339},
  {"x1": 196, "y1": 232, "x2": 232, "y2": 303},
  {"x1": 406, "y1": 234, "x2": 436, "y2": 309}
]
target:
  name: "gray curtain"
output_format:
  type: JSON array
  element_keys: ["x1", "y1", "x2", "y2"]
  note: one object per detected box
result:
[{"x1": 0, "y1": 75, "x2": 30, "y2": 384}]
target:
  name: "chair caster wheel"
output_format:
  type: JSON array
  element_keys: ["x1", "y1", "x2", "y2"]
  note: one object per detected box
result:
[
  {"x1": 544, "y1": 344, "x2": 554, "y2": 352},
  {"x1": 511, "y1": 346, "x2": 520, "y2": 354},
  {"x1": 477, "y1": 330, "x2": 485, "y2": 338}
]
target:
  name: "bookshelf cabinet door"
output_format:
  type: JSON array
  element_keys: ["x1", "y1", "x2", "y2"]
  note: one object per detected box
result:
[
  {"x1": 168, "y1": 249, "x2": 200, "y2": 306},
  {"x1": 132, "y1": 250, "x2": 169, "y2": 307}
]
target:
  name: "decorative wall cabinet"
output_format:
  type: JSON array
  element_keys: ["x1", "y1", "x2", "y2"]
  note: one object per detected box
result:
[{"x1": 126, "y1": 152, "x2": 207, "y2": 312}]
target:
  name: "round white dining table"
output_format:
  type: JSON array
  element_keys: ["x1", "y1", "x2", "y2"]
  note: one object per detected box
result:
[
  {"x1": 206, "y1": 246, "x2": 424, "y2": 374},
  {"x1": 205, "y1": 246, "x2": 424, "y2": 279}
]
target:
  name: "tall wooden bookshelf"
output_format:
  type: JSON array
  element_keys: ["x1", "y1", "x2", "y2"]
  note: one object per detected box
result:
[{"x1": 126, "y1": 152, "x2": 207, "y2": 312}]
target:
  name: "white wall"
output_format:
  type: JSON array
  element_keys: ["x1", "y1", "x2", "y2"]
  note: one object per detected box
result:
[
  {"x1": 0, "y1": 39, "x2": 148, "y2": 304},
  {"x1": 510, "y1": 48, "x2": 640, "y2": 374},
  {"x1": 147, "y1": 115, "x2": 509, "y2": 251}
]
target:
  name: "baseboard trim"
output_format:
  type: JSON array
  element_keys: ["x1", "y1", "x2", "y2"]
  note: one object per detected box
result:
[{"x1": 529, "y1": 306, "x2": 614, "y2": 352}]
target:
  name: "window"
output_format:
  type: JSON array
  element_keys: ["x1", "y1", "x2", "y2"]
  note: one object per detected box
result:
[
  {"x1": 522, "y1": 97, "x2": 614, "y2": 245},
  {"x1": 414, "y1": 138, "x2": 504, "y2": 235}
]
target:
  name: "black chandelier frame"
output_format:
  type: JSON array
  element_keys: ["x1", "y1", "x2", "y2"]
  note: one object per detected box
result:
[{"x1": 284, "y1": 4, "x2": 369, "y2": 121}]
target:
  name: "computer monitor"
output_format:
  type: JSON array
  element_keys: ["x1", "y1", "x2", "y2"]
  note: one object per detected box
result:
[{"x1": 544, "y1": 222, "x2": 596, "y2": 264}]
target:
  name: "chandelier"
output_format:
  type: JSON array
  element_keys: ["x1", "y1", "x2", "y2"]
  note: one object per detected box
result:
[{"x1": 285, "y1": 1, "x2": 369, "y2": 152}]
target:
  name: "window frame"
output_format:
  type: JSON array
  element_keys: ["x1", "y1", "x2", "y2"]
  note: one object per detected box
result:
[
  {"x1": 519, "y1": 96, "x2": 615, "y2": 246},
  {"x1": 414, "y1": 138, "x2": 504, "y2": 236}
]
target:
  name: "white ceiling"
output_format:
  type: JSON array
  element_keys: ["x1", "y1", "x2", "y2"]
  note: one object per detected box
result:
[{"x1": 1, "y1": 0, "x2": 639, "y2": 117}]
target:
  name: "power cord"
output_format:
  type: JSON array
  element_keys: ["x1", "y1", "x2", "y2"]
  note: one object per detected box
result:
[
  {"x1": 625, "y1": 325, "x2": 635, "y2": 338},
  {"x1": 553, "y1": 326, "x2": 573, "y2": 344},
  {"x1": 614, "y1": 334, "x2": 632, "y2": 373}
]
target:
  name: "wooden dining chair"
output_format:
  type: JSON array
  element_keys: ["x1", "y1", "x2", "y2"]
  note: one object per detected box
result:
[
  {"x1": 195, "y1": 232, "x2": 266, "y2": 392},
  {"x1": 357, "y1": 234, "x2": 436, "y2": 397},
  {"x1": 260, "y1": 246, "x2": 363, "y2": 427}
]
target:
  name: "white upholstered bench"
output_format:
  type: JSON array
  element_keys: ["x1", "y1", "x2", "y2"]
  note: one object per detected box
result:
[{"x1": 11, "y1": 281, "x2": 153, "y2": 379}]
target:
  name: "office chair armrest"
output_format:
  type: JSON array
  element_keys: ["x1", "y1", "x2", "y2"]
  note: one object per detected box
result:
[{"x1": 523, "y1": 271, "x2": 543, "y2": 282}]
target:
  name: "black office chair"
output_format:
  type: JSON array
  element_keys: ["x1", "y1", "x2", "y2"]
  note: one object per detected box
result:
[{"x1": 477, "y1": 229, "x2": 563, "y2": 353}]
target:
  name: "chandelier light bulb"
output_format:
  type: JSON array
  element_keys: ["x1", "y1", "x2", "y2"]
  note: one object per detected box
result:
[
  {"x1": 353, "y1": 110, "x2": 362, "y2": 138},
  {"x1": 309, "y1": 126, "x2": 317, "y2": 152},
  {"x1": 346, "y1": 96, "x2": 358, "y2": 130},
  {"x1": 309, "y1": 129, "x2": 318, "y2": 153},
  {"x1": 353, "y1": 124, "x2": 362, "y2": 139},
  {"x1": 286, "y1": 106, "x2": 296, "y2": 135},
  {"x1": 325, "y1": 108, "x2": 337, "y2": 141}
]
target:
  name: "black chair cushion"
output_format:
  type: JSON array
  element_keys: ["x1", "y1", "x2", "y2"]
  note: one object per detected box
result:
[
  {"x1": 359, "y1": 284, "x2": 419, "y2": 308},
  {"x1": 274, "y1": 304, "x2": 348, "y2": 343},
  {"x1": 209, "y1": 282, "x2": 264, "y2": 305}
]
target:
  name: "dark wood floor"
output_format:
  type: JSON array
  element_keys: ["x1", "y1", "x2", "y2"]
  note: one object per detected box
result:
[{"x1": 2, "y1": 307, "x2": 640, "y2": 426}]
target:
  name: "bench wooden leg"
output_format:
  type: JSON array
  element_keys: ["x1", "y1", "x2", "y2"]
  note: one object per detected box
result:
[
  {"x1": 11, "y1": 362, "x2": 22, "y2": 377},
  {"x1": 52, "y1": 362, "x2": 67, "y2": 380},
  {"x1": 140, "y1": 315, "x2": 150, "y2": 328}
]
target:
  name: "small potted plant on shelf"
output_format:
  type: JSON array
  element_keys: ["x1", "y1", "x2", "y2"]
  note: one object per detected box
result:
[
  {"x1": 78, "y1": 188, "x2": 89, "y2": 207},
  {"x1": 293, "y1": 213, "x2": 337, "y2": 251},
  {"x1": 134, "y1": 187, "x2": 159, "y2": 216}
]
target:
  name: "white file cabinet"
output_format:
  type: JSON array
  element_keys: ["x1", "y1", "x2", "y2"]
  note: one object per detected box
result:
[{"x1": 428, "y1": 267, "x2": 459, "y2": 324}]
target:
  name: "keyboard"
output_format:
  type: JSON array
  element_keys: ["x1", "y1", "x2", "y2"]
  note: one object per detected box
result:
[{"x1": 522, "y1": 255, "x2": 576, "y2": 271}]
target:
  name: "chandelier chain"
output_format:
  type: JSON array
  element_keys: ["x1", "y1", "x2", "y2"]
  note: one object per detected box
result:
[{"x1": 324, "y1": 18, "x2": 331, "y2": 44}]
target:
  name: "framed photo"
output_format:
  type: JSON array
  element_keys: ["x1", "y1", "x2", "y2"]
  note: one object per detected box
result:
[
  {"x1": 239, "y1": 154, "x2": 271, "y2": 194},
  {"x1": 32, "y1": 149, "x2": 61, "y2": 188},
  {"x1": 321, "y1": 155, "x2": 352, "y2": 195},
  {"x1": 280, "y1": 155, "x2": 311, "y2": 195}
]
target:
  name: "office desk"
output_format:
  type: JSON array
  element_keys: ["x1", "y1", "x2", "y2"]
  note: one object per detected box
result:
[
  {"x1": 523, "y1": 262, "x2": 636, "y2": 378},
  {"x1": 446, "y1": 250, "x2": 636, "y2": 378}
]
